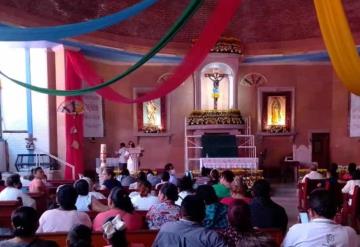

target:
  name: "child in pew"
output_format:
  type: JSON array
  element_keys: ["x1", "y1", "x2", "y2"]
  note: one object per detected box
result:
[
  {"x1": 74, "y1": 179, "x2": 109, "y2": 212},
  {"x1": 29, "y1": 167, "x2": 47, "y2": 194},
  {"x1": 0, "y1": 206, "x2": 59, "y2": 247},
  {"x1": 102, "y1": 216, "x2": 143, "y2": 247}
]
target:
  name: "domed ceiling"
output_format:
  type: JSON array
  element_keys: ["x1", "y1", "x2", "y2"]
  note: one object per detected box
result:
[{"x1": 1, "y1": 0, "x2": 360, "y2": 54}]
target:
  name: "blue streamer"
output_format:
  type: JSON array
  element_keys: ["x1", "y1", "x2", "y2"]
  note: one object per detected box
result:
[{"x1": 0, "y1": 0, "x2": 157, "y2": 41}]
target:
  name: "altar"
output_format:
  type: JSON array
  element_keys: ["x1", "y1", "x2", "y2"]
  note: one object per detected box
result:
[{"x1": 200, "y1": 157, "x2": 258, "y2": 170}]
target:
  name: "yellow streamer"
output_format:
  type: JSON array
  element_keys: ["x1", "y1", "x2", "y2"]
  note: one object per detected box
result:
[{"x1": 314, "y1": 0, "x2": 360, "y2": 95}]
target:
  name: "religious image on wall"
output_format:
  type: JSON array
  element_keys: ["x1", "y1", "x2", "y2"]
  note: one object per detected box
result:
[
  {"x1": 349, "y1": 93, "x2": 360, "y2": 137},
  {"x1": 136, "y1": 92, "x2": 167, "y2": 133},
  {"x1": 267, "y1": 96, "x2": 286, "y2": 127}
]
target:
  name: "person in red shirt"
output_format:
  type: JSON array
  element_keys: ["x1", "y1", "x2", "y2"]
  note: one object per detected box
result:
[
  {"x1": 221, "y1": 176, "x2": 251, "y2": 206},
  {"x1": 92, "y1": 187, "x2": 144, "y2": 231}
]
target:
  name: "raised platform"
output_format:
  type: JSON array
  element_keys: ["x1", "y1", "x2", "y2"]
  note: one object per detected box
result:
[{"x1": 186, "y1": 124, "x2": 245, "y2": 130}]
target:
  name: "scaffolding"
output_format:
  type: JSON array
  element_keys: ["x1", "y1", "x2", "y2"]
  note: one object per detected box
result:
[{"x1": 184, "y1": 116, "x2": 257, "y2": 171}]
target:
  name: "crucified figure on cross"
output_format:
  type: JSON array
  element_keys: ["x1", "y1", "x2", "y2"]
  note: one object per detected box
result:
[{"x1": 204, "y1": 72, "x2": 228, "y2": 110}]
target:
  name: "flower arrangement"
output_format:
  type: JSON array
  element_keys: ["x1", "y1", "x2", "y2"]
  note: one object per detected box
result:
[{"x1": 187, "y1": 109, "x2": 244, "y2": 125}]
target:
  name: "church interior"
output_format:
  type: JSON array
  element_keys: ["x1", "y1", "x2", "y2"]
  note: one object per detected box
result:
[{"x1": 0, "y1": 0, "x2": 359, "y2": 246}]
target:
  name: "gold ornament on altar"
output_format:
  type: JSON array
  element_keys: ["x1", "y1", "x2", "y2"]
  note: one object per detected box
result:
[{"x1": 187, "y1": 109, "x2": 244, "y2": 126}]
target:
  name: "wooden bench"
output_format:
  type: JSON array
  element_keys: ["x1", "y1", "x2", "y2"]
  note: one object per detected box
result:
[
  {"x1": 298, "y1": 178, "x2": 328, "y2": 210},
  {"x1": 37, "y1": 230, "x2": 158, "y2": 247},
  {"x1": 0, "y1": 200, "x2": 22, "y2": 227},
  {"x1": 28, "y1": 192, "x2": 48, "y2": 215}
]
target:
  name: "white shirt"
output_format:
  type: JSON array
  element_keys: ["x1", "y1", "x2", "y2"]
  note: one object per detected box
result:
[
  {"x1": 131, "y1": 194, "x2": 160, "y2": 210},
  {"x1": 89, "y1": 191, "x2": 106, "y2": 200},
  {"x1": 283, "y1": 218, "x2": 358, "y2": 247},
  {"x1": 37, "y1": 208, "x2": 92, "y2": 233},
  {"x1": 175, "y1": 191, "x2": 192, "y2": 206},
  {"x1": 0, "y1": 187, "x2": 36, "y2": 208},
  {"x1": 118, "y1": 147, "x2": 129, "y2": 163},
  {"x1": 75, "y1": 194, "x2": 92, "y2": 211},
  {"x1": 301, "y1": 171, "x2": 324, "y2": 182},
  {"x1": 341, "y1": 180, "x2": 360, "y2": 205}
]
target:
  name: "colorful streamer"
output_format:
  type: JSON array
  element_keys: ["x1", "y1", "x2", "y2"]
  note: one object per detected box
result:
[
  {"x1": 0, "y1": 0, "x2": 157, "y2": 41},
  {"x1": 0, "y1": 0, "x2": 201, "y2": 96},
  {"x1": 314, "y1": 0, "x2": 360, "y2": 95},
  {"x1": 76, "y1": 0, "x2": 243, "y2": 104}
]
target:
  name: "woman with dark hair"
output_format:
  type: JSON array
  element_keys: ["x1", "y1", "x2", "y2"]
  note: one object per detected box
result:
[
  {"x1": 220, "y1": 200, "x2": 276, "y2": 247},
  {"x1": 342, "y1": 162, "x2": 357, "y2": 180},
  {"x1": 37, "y1": 184, "x2": 92, "y2": 233},
  {"x1": 29, "y1": 167, "x2": 47, "y2": 194},
  {"x1": 207, "y1": 169, "x2": 220, "y2": 185},
  {"x1": 74, "y1": 179, "x2": 108, "y2": 212},
  {"x1": 66, "y1": 225, "x2": 92, "y2": 247},
  {"x1": 93, "y1": 187, "x2": 144, "y2": 231},
  {"x1": 342, "y1": 169, "x2": 360, "y2": 206},
  {"x1": 101, "y1": 168, "x2": 122, "y2": 191},
  {"x1": 102, "y1": 216, "x2": 128, "y2": 247},
  {"x1": 146, "y1": 183, "x2": 180, "y2": 229},
  {"x1": 0, "y1": 174, "x2": 35, "y2": 208},
  {"x1": 196, "y1": 184, "x2": 228, "y2": 229},
  {"x1": 175, "y1": 176, "x2": 194, "y2": 206},
  {"x1": 0, "y1": 206, "x2": 59, "y2": 247},
  {"x1": 129, "y1": 171, "x2": 147, "y2": 190},
  {"x1": 221, "y1": 176, "x2": 251, "y2": 206},
  {"x1": 131, "y1": 180, "x2": 159, "y2": 210},
  {"x1": 326, "y1": 163, "x2": 339, "y2": 185}
]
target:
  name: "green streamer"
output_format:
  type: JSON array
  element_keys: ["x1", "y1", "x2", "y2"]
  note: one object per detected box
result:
[{"x1": 0, "y1": 0, "x2": 202, "y2": 96}]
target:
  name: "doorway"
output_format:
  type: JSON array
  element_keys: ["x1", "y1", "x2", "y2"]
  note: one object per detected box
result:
[{"x1": 311, "y1": 132, "x2": 330, "y2": 169}]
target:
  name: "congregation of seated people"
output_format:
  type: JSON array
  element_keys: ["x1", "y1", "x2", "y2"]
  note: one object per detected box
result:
[{"x1": 0, "y1": 163, "x2": 359, "y2": 247}]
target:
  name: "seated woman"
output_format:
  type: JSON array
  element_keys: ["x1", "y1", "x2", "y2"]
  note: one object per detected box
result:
[
  {"x1": 131, "y1": 180, "x2": 159, "y2": 210},
  {"x1": 221, "y1": 176, "x2": 251, "y2": 206},
  {"x1": 129, "y1": 171, "x2": 147, "y2": 190},
  {"x1": 219, "y1": 200, "x2": 276, "y2": 247},
  {"x1": 82, "y1": 176, "x2": 106, "y2": 200},
  {"x1": 154, "y1": 171, "x2": 170, "y2": 190},
  {"x1": 326, "y1": 163, "x2": 339, "y2": 186},
  {"x1": 0, "y1": 174, "x2": 36, "y2": 208},
  {"x1": 67, "y1": 224, "x2": 92, "y2": 247},
  {"x1": 102, "y1": 216, "x2": 129, "y2": 247},
  {"x1": 93, "y1": 187, "x2": 144, "y2": 231},
  {"x1": 102, "y1": 168, "x2": 122, "y2": 191},
  {"x1": 196, "y1": 185, "x2": 228, "y2": 229},
  {"x1": 342, "y1": 162, "x2": 357, "y2": 181},
  {"x1": 74, "y1": 179, "x2": 109, "y2": 212},
  {"x1": 342, "y1": 169, "x2": 360, "y2": 206},
  {"x1": 0, "y1": 206, "x2": 59, "y2": 247},
  {"x1": 29, "y1": 167, "x2": 47, "y2": 194},
  {"x1": 175, "y1": 176, "x2": 194, "y2": 206},
  {"x1": 146, "y1": 183, "x2": 180, "y2": 229},
  {"x1": 119, "y1": 168, "x2": 136, "y2": 187},
  {"x1": 37, "y1": 184, "x2": 92, "y2": 233},
  {"x1": 207, "y1": 169, "x2": 220, "y2": 186}
]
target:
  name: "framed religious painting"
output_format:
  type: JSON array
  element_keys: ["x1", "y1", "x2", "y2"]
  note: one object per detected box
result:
[
  {"x1": 349, "y1": 93, "x2": 360, "y2": 137},
  {"x1": 257, "y1": 87, "x2": 295, "y2": 135},
  {"x1": 133, "y1": 88, "x2": 169, "y2": 134}
]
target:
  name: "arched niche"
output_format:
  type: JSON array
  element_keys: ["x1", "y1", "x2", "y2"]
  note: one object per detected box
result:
[{"x1": 193, "y1": 53, "x2": 241, "y2": 110}]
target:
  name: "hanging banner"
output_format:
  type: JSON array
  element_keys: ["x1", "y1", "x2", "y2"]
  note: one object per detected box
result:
[
  {"x1": 350, "y1": 93, "x2": 360, "y2": 137},
  {"x1": 83, "y1": 93, "x2": 104, "y2": 138}
]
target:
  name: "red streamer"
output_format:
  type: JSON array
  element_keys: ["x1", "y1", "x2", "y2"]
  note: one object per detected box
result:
[
  {"x1": 67, "y1": 0, "x2": 242, "y2": 104},
  {"x1": 65, "y1": 57, "x2": 85, "y2": 179}
]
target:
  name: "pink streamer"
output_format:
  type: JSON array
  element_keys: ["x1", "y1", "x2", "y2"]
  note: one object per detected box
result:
[{"x1": 68, "y1": 0, "x2": 242, "y2": 104}]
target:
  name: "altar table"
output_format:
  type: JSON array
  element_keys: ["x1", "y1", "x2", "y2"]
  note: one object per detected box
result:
[{"x1": 200, "y1": 157, "x2": 258, "y2": 170}]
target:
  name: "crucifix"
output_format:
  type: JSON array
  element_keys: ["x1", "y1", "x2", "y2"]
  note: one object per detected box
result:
[{"x1": 204, "y1": 72, "x2": 228, "y2": 110}]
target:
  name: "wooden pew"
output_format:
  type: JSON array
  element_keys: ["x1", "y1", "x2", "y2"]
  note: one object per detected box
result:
[
  {"x1": 258, "y1": 228, "x2": 284, "y2": 247},
  {"x1": 28, "y1": 192, "x2": 48, "y2": 215},
  {"x1": 298, "y1": 178, "x2": 328, "y2": 210},
  {"x1": 0, "y1": 200, "x2": 22, "y2": 227},
  {"x1": 36, "y1": 230, "x2": 158, "y2": 247}
]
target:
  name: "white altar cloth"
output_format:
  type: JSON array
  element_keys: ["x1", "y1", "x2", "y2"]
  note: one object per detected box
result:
[{"x1": 200, "y1": 157, "x2": 258, "y2": 169}]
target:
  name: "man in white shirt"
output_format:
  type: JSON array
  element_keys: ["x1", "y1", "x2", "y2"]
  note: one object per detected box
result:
[
  {"x1": 0, "y1": 174, "x2": 35, "y2": 208},
  {"x1": 283, "y1": 189, "x2": 358, "y2": 247},
  {"x1": 301, "y1": 164, "x2": 323, "y2": 183},
  {"x1": 117, "y1": 142, "x2": 129, "y2": 170}
]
